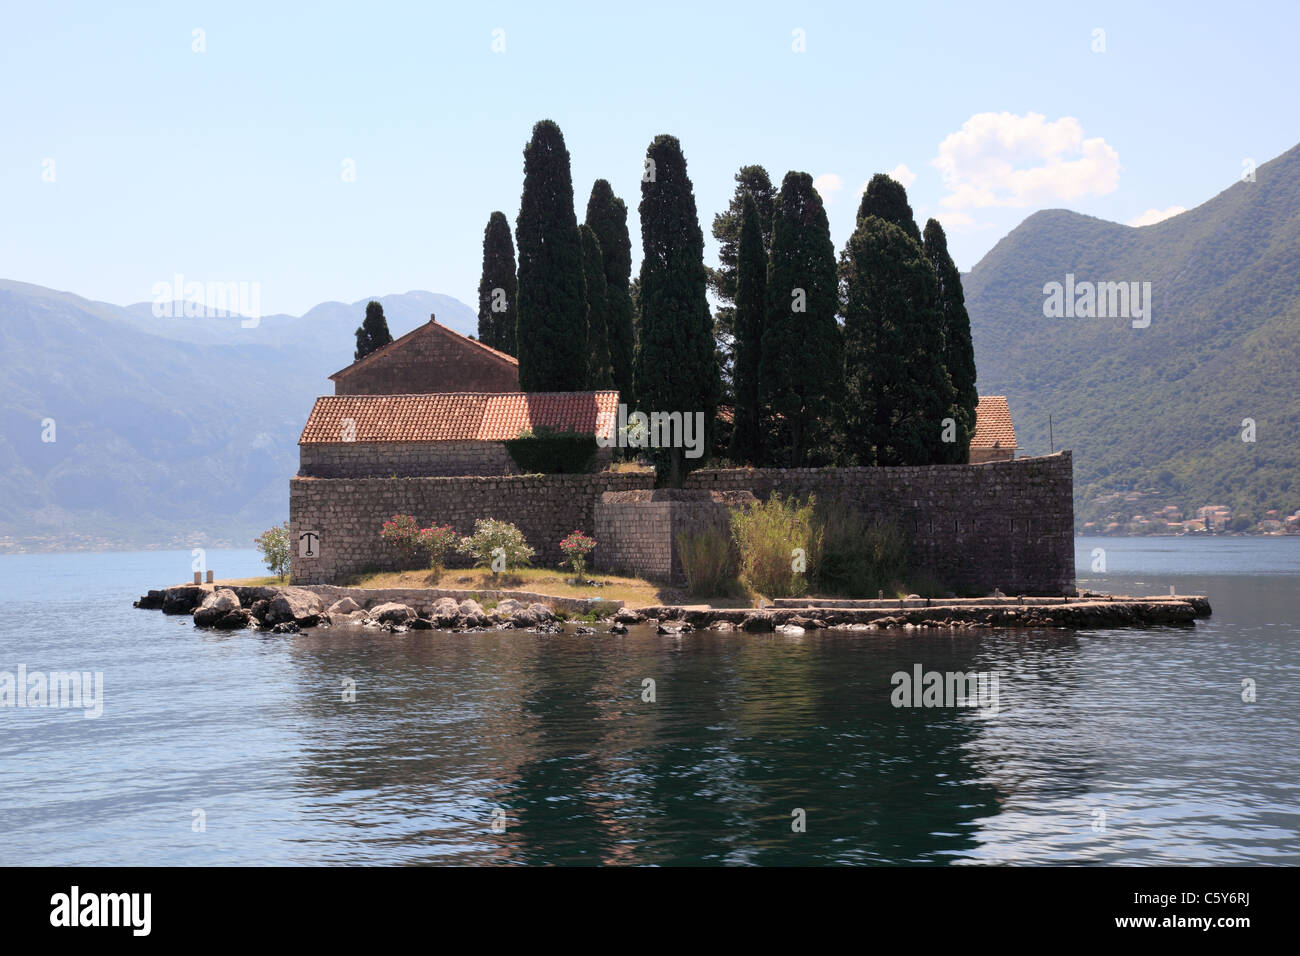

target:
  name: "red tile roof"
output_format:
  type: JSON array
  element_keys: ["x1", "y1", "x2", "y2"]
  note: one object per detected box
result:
[
  {"x1": 329, "y1": 316, "x2": 518, "y2": 382},
  {"x1": 299, "y1": 391, "x2": 620, "y2": 444},
  {"x1": 971, "y1": 395, "x2": 1017, "y2": 449}
]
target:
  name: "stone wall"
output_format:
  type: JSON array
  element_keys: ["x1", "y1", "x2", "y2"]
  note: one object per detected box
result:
[
  {"x1": 290, "y1": 452, "x2": 1074, "y2": 595},
  {"x1": 333, "y1": 322, "x2": 519, "y2": 395},
  {"x1": 290, "y1": 472, "x2": 655, "y2": 584},
  {"x1": 300, "y1": 441, "x2": 516, "y2": 478},
  {"x1": 299, "y1": 441, "x2": 614, "y2": 479},
  {"x1": 594, "y1": 489, "x2": 756, "y2": 582},
  {"x1": 681, "y1": 452, "x2": 1074, "y2": 595}
]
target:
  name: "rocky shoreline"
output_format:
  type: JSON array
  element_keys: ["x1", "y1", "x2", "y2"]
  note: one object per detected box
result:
[{"x1": 133, "y1": 583, "x2": 1211, "y2": 634}]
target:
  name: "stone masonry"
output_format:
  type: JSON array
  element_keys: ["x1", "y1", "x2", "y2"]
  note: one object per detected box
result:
[
  {"x1": 290, "y1": 452, "x2": 1074, "y2": 595},
  {"x1": 681, "y1": 451, "x2": 1075, "y2": 595},
  {"x1": 290, "y1": 472, "x2": 655, "y2": 584},
  {"x1": 594, "y1": 489, "x2": 757, "y2": 582}
]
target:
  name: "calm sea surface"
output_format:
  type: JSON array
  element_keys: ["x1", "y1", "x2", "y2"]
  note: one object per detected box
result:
[{"x1": 1, "y1": 537, "x2": 1296, "y2": 866}]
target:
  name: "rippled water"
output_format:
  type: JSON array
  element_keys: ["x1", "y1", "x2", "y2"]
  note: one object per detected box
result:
[{"x1": 1, "y1": 538, "x2": 1297, "y2": 865}]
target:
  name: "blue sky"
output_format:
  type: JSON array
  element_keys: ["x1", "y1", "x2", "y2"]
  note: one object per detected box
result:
[{"x1": 2, "y1": 0, "x2": 1297, "y2": 316}]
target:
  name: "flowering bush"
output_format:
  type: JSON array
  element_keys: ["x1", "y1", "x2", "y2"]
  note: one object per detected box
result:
[
  {"x1": 559, "y1": 530, "x2": 597, "y2": 580},
  {"x1": 380, "y1": 514, "x2": 424, "y2": 563},
  {"x1": 418, "y1": 524, "x2": 459, "y2": 576},
  {"x1": 457, "y1": 518, "x2": 534, "y2": 574}
]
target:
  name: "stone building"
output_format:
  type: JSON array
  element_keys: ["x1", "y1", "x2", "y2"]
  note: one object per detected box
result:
[
  {"x1": 298, "y1": 390, "x2": 619, "y2": 477},
  {"x1": 330, "y1": 315, "x2": 520, "y2": 395},
  {"x1": 970, "y1": 395, "x2": 1017, "y2": 463}
]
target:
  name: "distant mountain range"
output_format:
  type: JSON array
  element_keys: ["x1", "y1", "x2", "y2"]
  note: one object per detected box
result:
[
  {"x1": 965, "y1": 141, "x2": 1300, "y2": 531},
  {"x1": 4, "y1": 141, "x2": 1298, "y2": 550},
  {"x1": 0, "y1": 284, "x2": 476, "y2": 551}
]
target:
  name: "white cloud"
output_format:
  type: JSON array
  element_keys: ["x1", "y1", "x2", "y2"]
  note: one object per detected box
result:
[
  {"x1": 931, "y1": 111, "x2": 1120, "y2": 211},
  {"x1": 887, "y1": 163, "x2": 916, "y2": 188},
  {"x1": 1127, "y1": 205, "x2": 1185, "y2": 227},
  {"x1": 812, "y1": 173, "x2": 844, "y2": 203}
]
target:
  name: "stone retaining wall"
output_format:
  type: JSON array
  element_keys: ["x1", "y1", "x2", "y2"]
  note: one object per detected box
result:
[
  {"x1": 290, "y1": 472, "x2": 655, "y2": 584},
  {"x1": 682, "y1": 451, "x2": 1074, "y2": 595},
  {"x1": 593, "y1": 489, "x2": 756, "y2": 583}
]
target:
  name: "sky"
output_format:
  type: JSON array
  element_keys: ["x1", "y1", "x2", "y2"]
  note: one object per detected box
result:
[{"x1": 2, "y1": 0, "x2": 1298, "y2": 317}]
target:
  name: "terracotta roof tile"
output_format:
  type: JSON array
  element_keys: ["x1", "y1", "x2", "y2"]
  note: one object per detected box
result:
[
  {"x1": 971, "y1": 395, "x2": 1017, "y2": 449},
  {"x1": 299, "y1": 391, "x2": 620, "y2": 444}
]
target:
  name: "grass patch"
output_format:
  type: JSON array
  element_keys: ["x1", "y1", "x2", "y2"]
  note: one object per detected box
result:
[{"x1": 341, "y1": 566, "x2": 682, "y2": 608}]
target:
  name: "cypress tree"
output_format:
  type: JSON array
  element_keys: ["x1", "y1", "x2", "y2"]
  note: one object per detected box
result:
[
  {"x1": 727, "y1": 193, "x2": 766, "y2": 465},
  {"x1": 584, "y1": 180, "x2": 636, "y2": 402},
  {"x1": 635, "y1": 134, "x2": 717, "y2": 486},
  {"x1": 515, "y1": 119, "x2": 587, "y2": 390},
  {"x1": 476, "y1": 211, "x2": 518, "y2": 355},
  {"x1": 580, "y1": 224, "x2": 613, "y2": 388},
  {"x1": 857, "y1": 173, "x2": 922, "y2": 244},
  {"x1": 709, "y1": 165, "x2": 777, "y2": 348},
  {"x1": 841, "y1": 215, "x2": 954, "y2": 466},
  {"x1": 354, "y1": 300, "x2": 392, "y2": 360},
  {"x1": 758, "y1": 172, "x2": 842, "y2": 467},
  {"x1": 923, "y1": 218, "x2": 978, "y2": 463}
]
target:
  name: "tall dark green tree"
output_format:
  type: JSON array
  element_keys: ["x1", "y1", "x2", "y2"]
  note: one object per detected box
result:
[
  {"x1": 584, "y1": 179, "x2": 636, "y2": 402},
  {"x1": 709, "y1": 165, "x2": 777, "y2": 347},
  {"x1": 635, "y1": 134, "x2": 717, "y2": 486},
  {"x1": 579, "y1": 224, "x2": 613, "y2": 388},
  {"x1": 476, "y1": 211, "x2": 518, "y2": 355},
  {"x1": 758, "y1": 172, "x2": 842, "y2": 467},
  {"x1": 923, "y1": 218, "x2": 979, "y2": 463},
  {"x1": 841, "y1": 215, "x2": 954, "y2": 466},
  {"x1": 515, "y1": 119, "x2": 587, "y2": 390},
  {"x1": 354, "y1": 300, "x2": 392, "y2": 360},
  {"x1": 857, "y1": 173, "x2": 922, "y2": 243},
  {"x1": 727, "y1": 193, "x2": 766, "y2": 465}
]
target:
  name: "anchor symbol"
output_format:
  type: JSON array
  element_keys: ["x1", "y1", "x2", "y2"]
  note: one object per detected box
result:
[{"x1": 299, "y1": 531, "x2": 319, "y2": 557}]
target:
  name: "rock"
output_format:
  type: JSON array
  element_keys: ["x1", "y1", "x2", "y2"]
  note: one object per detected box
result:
[
  {"x1": 134, "y1": 589, "x2": 165, "y2": 610},
  {"x1": 249, "y1": 599, "x2": 271, "y2": 622},
  {"x1": 778, "y1": 624, "x2": 806, "y2": 635},
  {"x1": 809, "y1": 619, "x2": 827, "y2": 630},
  {"x1": 534, "y1": 620, "x2": 562, "y2": 634},
  {"x1": 528, "y1": 603, "x2": 556, "y2": 623},
  {"x1": 496, "y1": 599, "x2": 528, "y2": 616},
  {"x1": 408, "y1": 618, "x2": 434, "y2": 630},
  {"x1": 162, "y1": 586, "x2": 205, "y2": 615},
  {"x1": 609, "y1": 622, "x2": 628, "y2": 634},
  {"x1": 741, "y1": 612, "x2": 775, "y2": 633},
  {"x1": 327, "y1": 597, "x2": 362, "y2": 615},
  {"x1": 711, "y1": 621, "x2": 735, "y2": 632},
  {"x1": 270, "y1": 621, "x2": 299, "y2": 634},
  {"x1": 458, "y1": 599, "x2": 489, "y2": 627},
  {"x1": 193, "y1": 588, "x2": 241, "y2": 627},
  {"x1": 510, "y1": 608, "x2": 538, "y2": 627},
  {"x1": 574, "y1": 625, "x2": 598, "y2": 635},
  {"x1": 656, "y1": 622, "x2": 681, "y2": 635},
  {"x1": 370, "y1": 602, "x2": 415, "y2": 624},
  {"x1": 212, "y1": 608, "x2": 252, "y2": 630},
  {"x1": 614, "y1": 607, "x2": 643, "y2": 624},
  {"x1": 431, "y1": 597, "x2": 462, "y2": 627},
  {"x1": 267, "y1": 588, "x2": 325, "y2": 627}
]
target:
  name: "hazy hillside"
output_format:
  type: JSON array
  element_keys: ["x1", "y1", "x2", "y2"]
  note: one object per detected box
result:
[
  {"x1": 965, "y1": 142, "x2": 1300, "y2": 530},
  {"x1": 0, "y1": 284, "x2": 476, "y2": 551}
]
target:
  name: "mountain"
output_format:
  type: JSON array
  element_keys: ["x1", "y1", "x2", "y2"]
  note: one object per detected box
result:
[
  {"x1": 964, "y1": 142, "x2": 1300, "y2": 531},
  {"x1": 0, "y1": 284, "x2": 476, "y2": 551}
]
